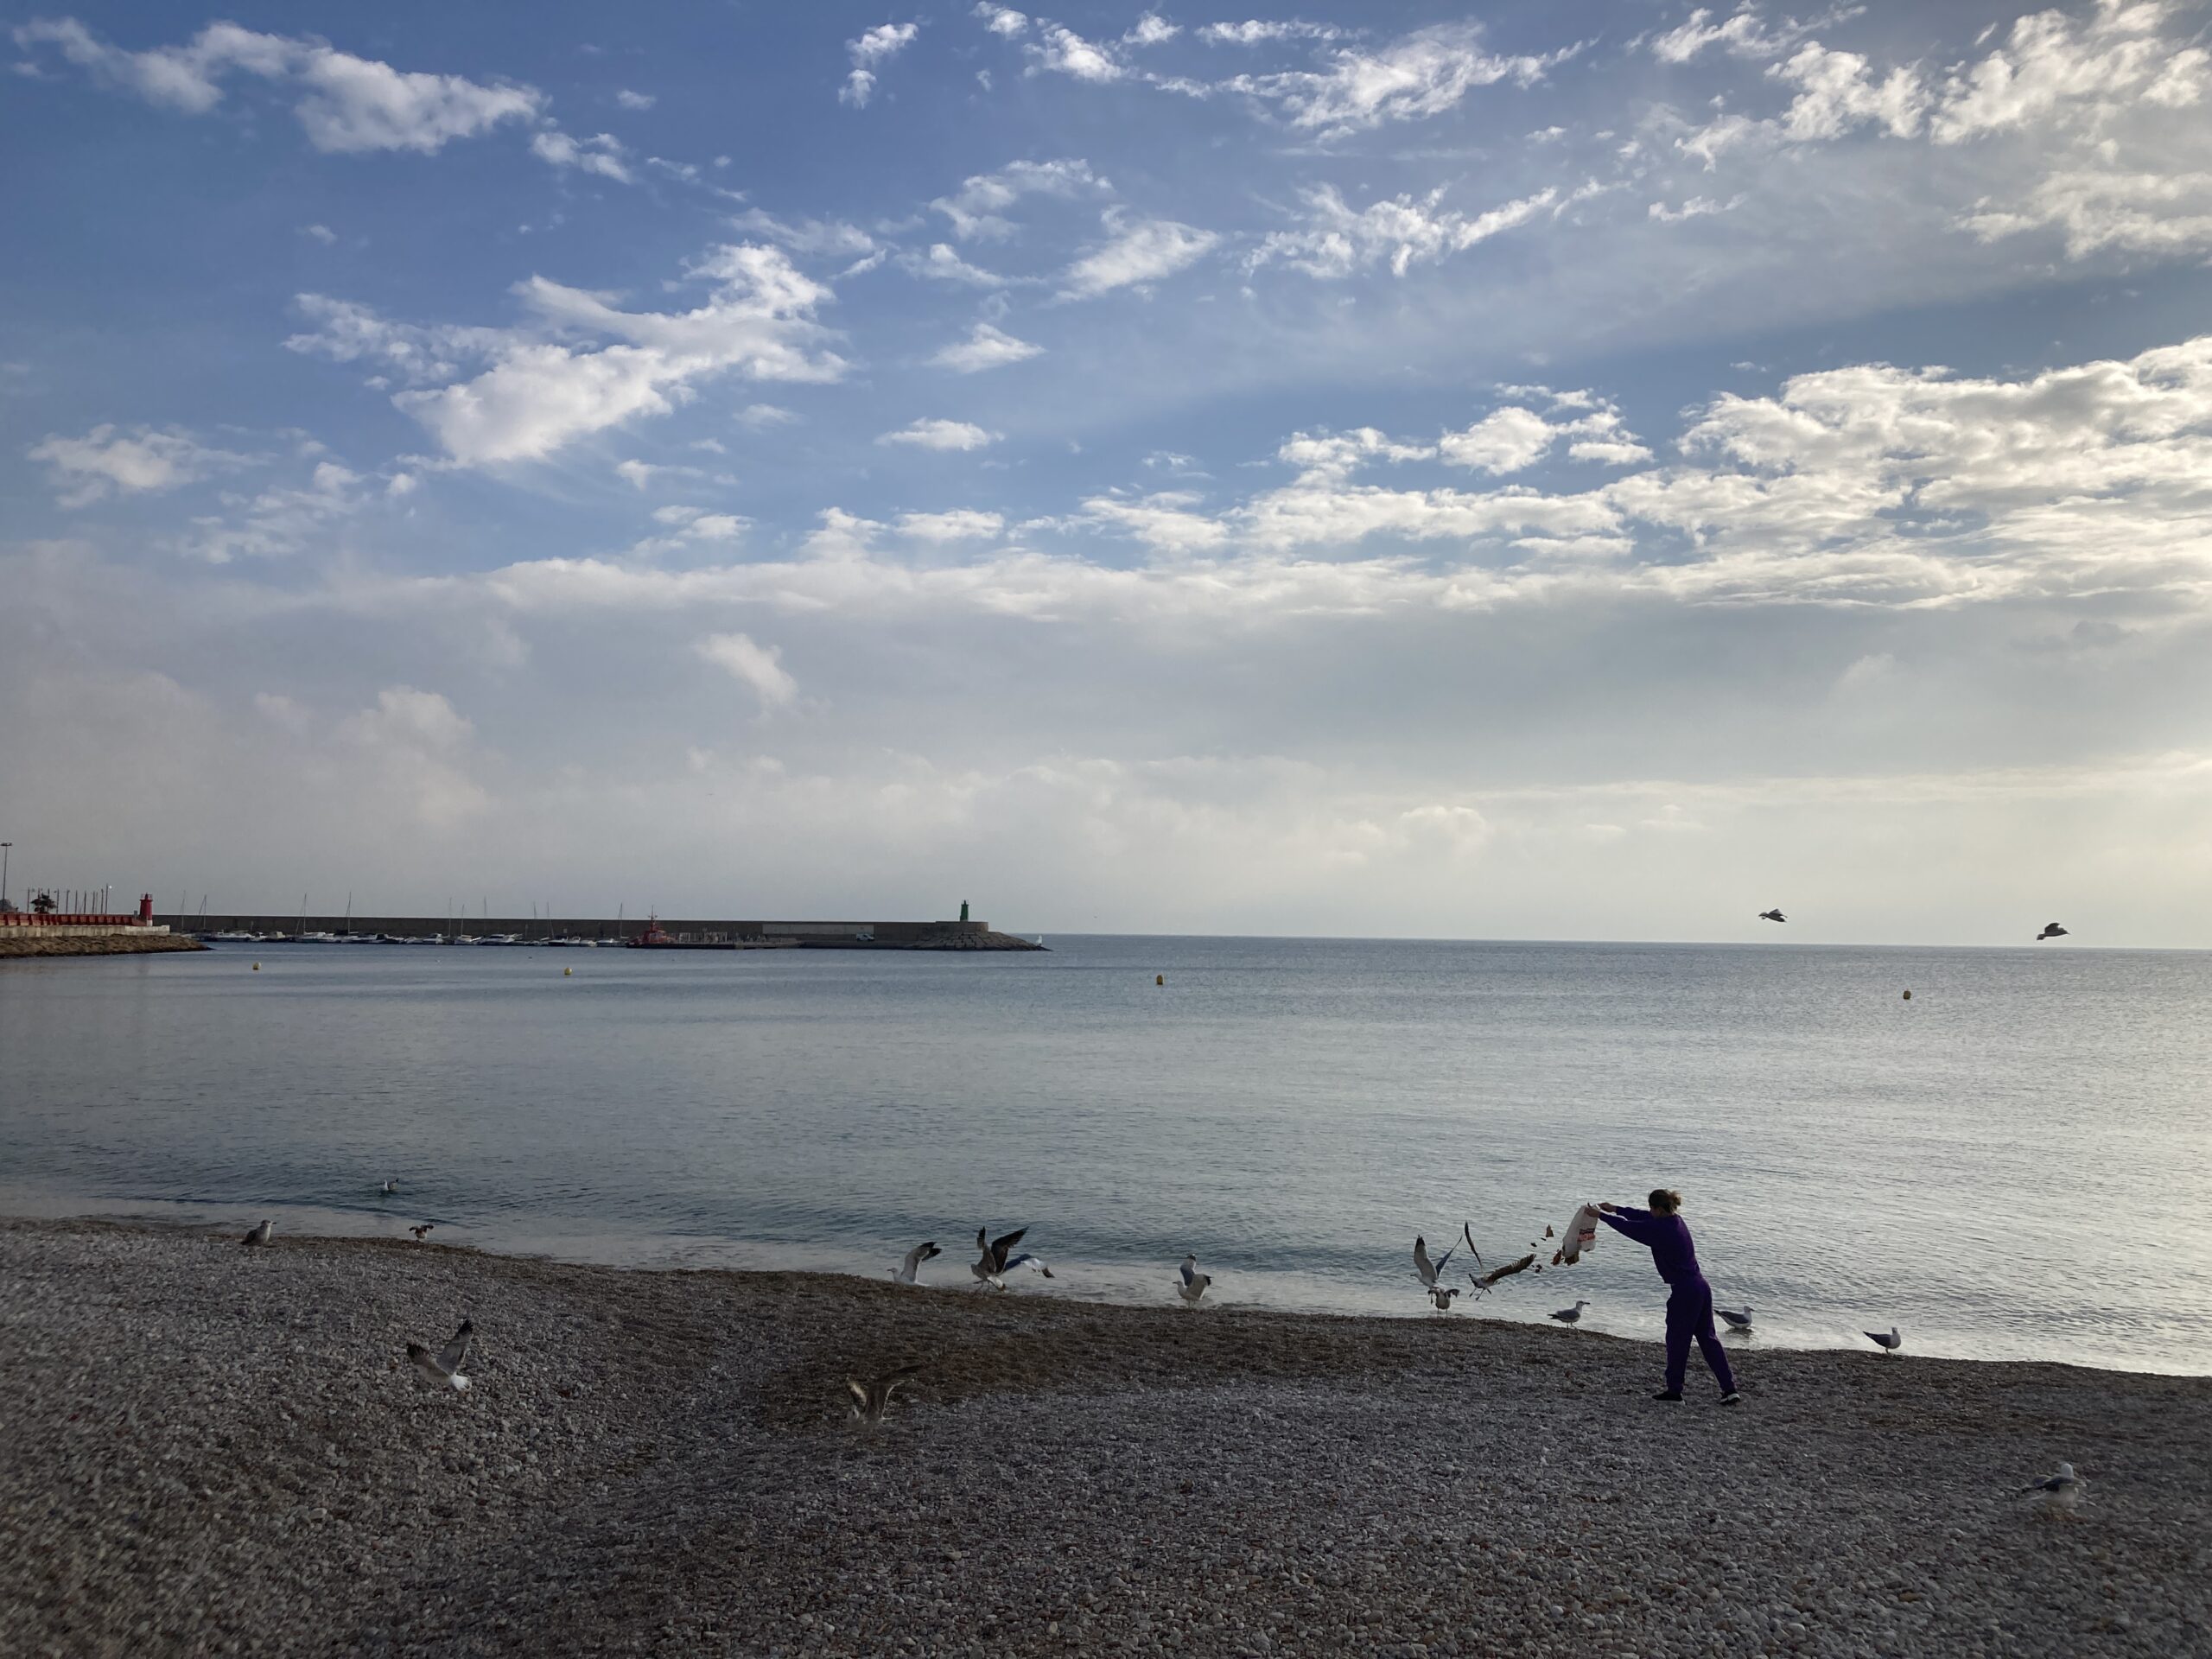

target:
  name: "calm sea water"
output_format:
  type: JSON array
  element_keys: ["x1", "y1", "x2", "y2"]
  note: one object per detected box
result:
[{"x1": 3, "y1": 936, "x2": 2208, "y2": 1373}]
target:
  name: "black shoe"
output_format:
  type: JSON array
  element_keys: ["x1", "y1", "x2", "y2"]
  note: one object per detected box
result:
[
  {"x1": 1719, "y1": 1391, "x2": 1743, "y2": 1407},
  {"x1": 1651, "y1": 1389, "x2": 1683, "y2": 1402}
]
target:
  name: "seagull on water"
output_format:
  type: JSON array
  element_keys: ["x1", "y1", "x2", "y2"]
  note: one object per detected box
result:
[
  {"x1": 1414, "y1": 1234, "x2": 1458, "y2": 1290},
  {"x1": 409, "y1": 1224, "x2": 435, "y2": 1242},
  {"x1": 849, "y1": 1363, "x2": 923, "y2": 1425},
  {"x1": 970, "y1": 1227, "x2": 1052, "y2": 1290},
  {"x1": 406, "y1": 1319, "x2": 474, "y2": 1392},
  {"x1": 2035, "y1": 922, "x2": 2069, "y2": 941},
  {"x1": 1176, "y1": 1255, "x2": 1211, "y2": 1306},
  {"x1": 1758, "y1": 908, "x2": 1787, "y2": 924},
  {"x1": 379, "y1": 1179, "x2": 398, "y2": 1196},
  {"x1": 240, "y1": 1219, "x2": 273, "y2": 1248},
  {"x1": 2013, "y1": 1462, "x2": 2087, "y2": 1515},
  {"x1": 1865, "y1": 1325, "x2": 1902, "y2": 1354},
  {"x1": 1718, "y1": 1304, "x2": 1754, "y2": 1331},
  {"x1": 1550, "y1": 1300, "x2": 1590, "y2": 1326},
  {"x1": 892, "y1": 1242, "x2": 942, "y2": 1285}
]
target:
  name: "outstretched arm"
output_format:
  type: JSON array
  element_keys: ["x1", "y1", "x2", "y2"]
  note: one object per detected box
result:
[{"x1": 1598, "y1": 1205, "x2": 1661, "y2": 1242}]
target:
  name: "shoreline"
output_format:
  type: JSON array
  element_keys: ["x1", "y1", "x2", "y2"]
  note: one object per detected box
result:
[{"x1": 3, "y1": 1217, "x2": 2206, "y2": 1656}]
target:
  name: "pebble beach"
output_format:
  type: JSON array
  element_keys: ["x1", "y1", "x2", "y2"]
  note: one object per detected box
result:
[{"x1": 3, "y1": 1218, "x2": 2206, "y2": 1658}]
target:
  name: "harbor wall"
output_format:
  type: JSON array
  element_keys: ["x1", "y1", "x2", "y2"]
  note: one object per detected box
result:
[{"x1": 153, "y1": 915, "x2": 1000, "y2": 945}]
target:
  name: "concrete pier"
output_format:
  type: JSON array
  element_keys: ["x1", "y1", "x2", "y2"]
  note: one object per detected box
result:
[{"x1": 152, "y1": 914, "x2": 1044, "y2": 950}]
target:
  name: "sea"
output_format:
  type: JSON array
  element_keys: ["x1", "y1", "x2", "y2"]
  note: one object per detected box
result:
[{"x1": 3, "y1": 935, "x2": 2207, "y2": 1375}]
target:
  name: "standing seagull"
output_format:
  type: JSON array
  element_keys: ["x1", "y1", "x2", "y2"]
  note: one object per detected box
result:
[
  {"x1": 379, "y1": 1179, "x2": 399, "y2": 1196},
  {"x1": 240, "y1": 1220, "x2": 273, "y2": 1248},
  {"x1": 1758, "y1": 909, "x2": 1787, "y2": 924},
  {"x1": 1428, "y1": 1285, "x2": 1461, "y2": 1313},
  {"x1": 406, "y1": 1319, "x2": 474, "y2": 1392},
  {"x1": 1550, "y1": 1300, "x2": 1590, "y2": 1326},
  {"x1": 1414, "y1": 1235, "x2": 1458, "y2": 1290},
  {"x1": 1176, "y1": 1255, "x2": 1211, "y2": 1305},
  {"x1": 409, "y1": 1224, "x2": 435, "y2": 1242},
  {"x1": 2013, "y1": 1462, "x2": 2087, "y2": 1516},
  {"x1": 2035, "y1": 922, "x2": 2069, "y2": 941},
  {"x1": 892, "y1": 1242, "x2": 942, "y2": 1285},
  {"x1": 1865, "y1": 1325, "x2": 1903, "y2": 1355},
  {"x1": 1719, "y1": 1304, "x2": 1754, "y2": 1332},
  {"x1": 849, "y1": 1363, "x2": 923, "y2": 1425},
  {"x1": 970, "y1": 1227, "x2": 1052, "y2": 1290}
]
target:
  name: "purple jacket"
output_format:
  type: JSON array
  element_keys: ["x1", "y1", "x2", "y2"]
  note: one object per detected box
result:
[{"x1": 1599, "y1": 1206, "x2": 1703, "y2": 1287}]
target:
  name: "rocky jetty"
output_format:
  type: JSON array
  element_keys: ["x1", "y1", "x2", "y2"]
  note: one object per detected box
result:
[{"x1": 0, "y1": 931, "x2": 206, "y2": 959}]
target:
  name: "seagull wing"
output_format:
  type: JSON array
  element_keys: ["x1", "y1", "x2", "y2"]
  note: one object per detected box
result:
[
  {"x1": 436, "y1": 1319, "x2": 474, "y2": 1375},
  {"x1": 1476, "y1": 1253, "x2": 1536, "y2": 1287},
  {"x1": 988, "y1": 1228, "x2": 1028, "y2": 1272},
  {"x1": 1179, "y1": 1256, "x2": 1198, "y2": 1289},
  {"x1": 1002, "y1": 1252, "x2": 1050, "y2": 1277},
  {"x1": 1413, "y1": 1237, "x2": 1435, "y2": 1287},
  {"x1": 1460, "y1": 1222, "x2": 1485, "y2": 1269}
]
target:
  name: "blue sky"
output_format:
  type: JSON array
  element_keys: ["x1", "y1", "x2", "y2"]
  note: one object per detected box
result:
[{"x1": 5, "y1": 1, "x2": 2211, "y2": 941}]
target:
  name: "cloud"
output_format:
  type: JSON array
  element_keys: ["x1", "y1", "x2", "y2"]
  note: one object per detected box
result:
[
  {"x1": 14, "y1": 18, "x2": 543, "y2": 153},
  {"x1": 186, "y1": 458, "x2": 365, "y2": 563},
  {"x1": 340, "y1": 686, "x2": 488, "y2": 825},
  {"x1": 931, "y1": 156, "x2": 1110, "y2": 239},
  {"x1": 290, "y1": 245, "x2": 845, "y2": 467},
  {"x1": 1649, "y1": 7, "x2": 1794, "y2": 64},
  {"x1": 973, "y1": 4, "x2": 1029, "y2": 39},
  {"x1": 876, "y1": 418, "x2": 999, "y2": 451},
  {"x1": 729, "y1": 208, "x2": 878, "y2": 259},
  {"x1": 1125, "y1": 13, "x2": 1179, "y2": 48},
  {"x1": 899, "y1": 509, "x2": 1006, "y2": 542},
  {"x1": 899, "y1": 243, "x2": 1012, "y2": 287},
  {"x1": 841, "y1": 21, "x2": 918, "y2": 108},
  {"x1": 1252, "y1": 184, "x2": 1557, "y2": 277},
  {"x1": 1226, "y1": 22, "x2": 1569, "y2": 136},
  {"x1": 531, "y1": 129, "x2": 632, "y2": 182},
  {"x1": 300, "y1": 223, "x2": 337, "y2": 245},
  {"x1": 1435, "y1": 408, "x2": 1555, "y2": 474},
  {"x1": 1060, "y1": 213, "x2": 1219, "y2": 298},
  {"x1": 736, "y1": 403, "x2": 798, "y2": 429},
  {"x1": 614, "y1": 87, "x2": 655, "y2": 111},
  {"x1": 929, "y1": 321, "x2": 1044, "y2": 372},
  {"x1": 1198, "y1": 21, "x2": 1344, "y2": 46},
  {"x1": 696, "y1": 631, "x2": 798, "y2": 709},
  {"x1": 28, "y1": 423, "x2": 245, "y2": 506},
  {"x1": 1027, "y1": 24, "x2": 1124, "y2": 83}
]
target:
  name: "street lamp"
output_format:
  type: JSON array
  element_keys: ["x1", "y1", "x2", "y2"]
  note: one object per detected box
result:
[{"x1": 1, "y1": 843, "x2": 10, "y2": 912}]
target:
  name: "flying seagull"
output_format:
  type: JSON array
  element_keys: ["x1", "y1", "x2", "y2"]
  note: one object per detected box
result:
[
  {"x1": 1414, "y1": 1234, "x2": 1458, "y2": 1289},
  {"x1": 2013, "y1": 1462, "x2": 2087, "y2": 1515},
  {"x1": 1550, "y1": 1300, "x2": 1590, "y2": 1326},
  {"x1": 409, "y1": 1224, "x2": 435, "y2": 1242},
  {"x1": 1865, "y1": 1326, "x2": 1902, "y2": 1354},
  {"x1": 848, "y1": 1363, "x2": 924, "y2": 1425},
  {"x1": 240, "y1": 1219, "x2": 273, "y2": 1248},
  {"x1": 379, "y1": 1179, "x2": 398, "y2": 1196},
  {"x1": 1718, "y1": 1304, "x2": 1754, "y2": 1331},
  {"x1": 971, "y1": 1226, "x2": 1052, "y2": 1290},
  {"x1": 2035, "y1": 922, "x2": 2069, "y2": 941},
  {"x1": 1469, "y1": 1253, "x2": 1537, "y2": 1294},
  {"x1": 406, "y1": 1319, "x2": 474, "y2": 1392},
  {"x1": 1758, "y1": 909, "x2": 1787, "y2": 924},
  {"x1": 1176, "y1": 1255, "x2": 1211, "y2": 1306},
  {"x1": 1428, "y1": 1285, "x2": 1461, "y2": 1312},
  {"x1": 892, "y1": 1242, "x2": 942, "y2": 1285}
]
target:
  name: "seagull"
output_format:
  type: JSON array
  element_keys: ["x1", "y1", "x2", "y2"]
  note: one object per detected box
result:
[
  {"x1": 240, "y1": 1219, "x2": 273, "y2": 1248},
  {"x1": 891, "y1": 1242, "x2": 942, "y2": 1285},
  {"x1": 2012, "y1": 1462, "x2": 2087, "y2": 1514},
  {"x1": 1469, "y1": 1253, "x2": 1537, "y2": 1294},
  {"x1": 2035, "y1": 922, "x2": 2069, "y2": 941},
  {"x1": 1414, "y1": 1234, "x2": 1458, "y2": 1289},
  {"x1": 1718, "y1": 1304, "x2": 1754, "y2": 1331},
  {"x1": 406, "y1": 1319, "x2": 474, "y2": 1392},
  {"x1": 1758, "y1": 908, "x2": 1787, "y2": 924},
  {"x1": 1428, "y1": 1285, "x2": 1460, "y2": 1312},
  {"x1": 1550, "y1": 1300, "x2": 1589, "y2": 1326},
  {"x1": 1176, "y1": 1255, "x2": 1211, "y2": 1305},
  {"x1": 378, "y1": 1179, "x2": 398, "y2": 1196},
  {"x1": 970, "y1": 1226, "x2": 1052, "y2": 1290},
  {"x1": 848, "y1": 1363, "x2": 923, "y2": 1425},
  {"x1": 1865, "y1": 1326, "x2": 1902, "y2": 1354},
  {"x1": 409, "y1": 1224, "x2": 435, "y2": 1242}
]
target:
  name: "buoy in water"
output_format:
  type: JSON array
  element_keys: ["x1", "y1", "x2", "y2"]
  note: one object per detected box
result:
[
  {"x1": 1156, "y1": 974, "x2": 1165, "y2": 986},
  {"x1": 251, "y1": 962, "x2": 260, "y2": 971},
  {"x1": 1902, "y1": 989, "x2": 1911, "y2": 1001},
  {"x1": 563, "y1": 966, "x2": 573, "y2": 976}
]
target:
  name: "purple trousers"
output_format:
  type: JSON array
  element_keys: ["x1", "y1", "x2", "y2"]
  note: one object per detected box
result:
[{"x1": 1666, "y1": 1278, "x2": 1736, "y2": 1395}]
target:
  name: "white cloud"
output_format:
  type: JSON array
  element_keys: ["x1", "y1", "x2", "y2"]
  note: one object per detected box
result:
[
  {"x1": 974, "y1": 4, "x2": 1029, "y2": 39},
  {"x1": 1648, "y1": 194, "x2": 1743, "y2": 222},
  {"x1": 531, "y1": 129, "x2": 632, "y2": 182},
  {"x1": 1060, "y1": 213, "x2": 1218, "y2": 298},
  {"x1": 1930, "y1": 3, "x2": 2206, "y2": 145},
  {"x1": 28, "y1": 423, "x2": 244, "y2": 506},
  {"x1": 736, "y1": 403, "x2": 798, "y2": 429},
  {"x1": 932, "y1": 157, "x2": 1110, "y2": 238},
  {"x1": 729, "y1": 207, "x2": 878, "y2": 259},
  {"x1": 696, "y1": 631, "x2": 798, "y2": 709},
  {"x1": 1252, "y1": 184, "x2": 1557, "y2": 277},
  {"x1": 1963, "y1": 168, "x2": 2212, "y2": 258},
  {"x1": 899, "y1": 509, "x2": 1006, "y2": 542},
  {"x1": 1771, "y1": 43, "x2": 1925, "y2": 143},
  {"x1": 1198, "y1": 21, "x2": 1344, "y2": 46},
  {"x1": 1125, "y1": 13, "x2": 1179, "y2": 47},
  {"x1": 841, "y1": 22, "x2": 919, "y2": 107},
  {"x1": 900, "y1": 243, "x2": 1011, "y2": 287},
  {"x1": 340, "y1": 686, "x2": 488, "y2": 825},
  {"x1": 1226, "y1": 22, "x2": 1567, "y2": 137},
  {"x1": 14, "y1": 20, "x2": 544, "y2": 153},
  {"x1": 929, "y1": 321, "x2": 1044, "y2": 372},
  {"x1": 1027, "y1": 24, "x2": 1124, "y2": 83},
  {"x1": 293, "y1": 244, "x2": 846, "y2": 467},
  {"x1": 1649, "y1": 7, "x2": 1792, "y2": 64},
  {"x1": 614, "y1": 87, "x2": 655, "y2": 110},
  {"x1": 187, "y1": 458, "x2": 365, "y2": 563},
  {"x1": 876, "y1": 418, "x2": 999, "y2": 451},
  {"x1": 300, "y1": 223, "x2": 337, "y2": 245},
  {"x1": 1435, "y1": 408, "x2": 1555, "y2": 474}
]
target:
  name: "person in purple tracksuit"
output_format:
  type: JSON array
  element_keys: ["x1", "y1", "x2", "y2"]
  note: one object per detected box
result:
[{"x1": 1598, "y1": 1189, "x2": 1742, "y2": 1406}]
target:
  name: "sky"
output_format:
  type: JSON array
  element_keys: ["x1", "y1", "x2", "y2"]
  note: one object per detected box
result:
[{"x1": 3, "y1": 0, "x2": 2210, "y2": 943}]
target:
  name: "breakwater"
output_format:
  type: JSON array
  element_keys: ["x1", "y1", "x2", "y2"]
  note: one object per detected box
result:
[{"x1": 154, "y1": 914, "x2": 1044, "y2": 950}]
